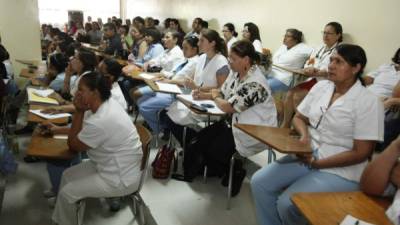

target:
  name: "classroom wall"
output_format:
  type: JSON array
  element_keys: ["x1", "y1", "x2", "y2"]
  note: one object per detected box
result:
[
  {"x1": 0, "y1": 0, "x2": 42, "y2": 80},
  {"x1": 125, "y1": 0, "x2": 400, "y2": 73}
]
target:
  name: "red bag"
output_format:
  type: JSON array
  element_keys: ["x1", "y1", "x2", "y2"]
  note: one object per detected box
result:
[{"x1": 151, "y1": 145, "x2": 175, "y2": 179}]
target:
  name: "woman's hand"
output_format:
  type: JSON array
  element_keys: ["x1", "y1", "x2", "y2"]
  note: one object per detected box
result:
[
  {"x1": 296, "y1": 153, "x2": 319, "y2": 168},
  {"x1": 384, "y1": 98, "x2": 400, "y2": 109},
  {"x1": 48, "y1": 92, "x2": 66, "y2": 105},
  {"x1": 184, "y1": 78, "x2": 196, "y2": 89},
  {"x1": 65, "y1": 63, "x2": 74, "y2": 78},
  {"x1": 192, "y1": 90, "x2": 209, "y2": 100},
  {"x1": 39, "y1": 121, "x2": 64, "y2": 136},
  {"x1": 73, "y1": 93, "x2": 89, "y2": 112},
  {"x1": 41, "y1": 106, "x2": 62, "y2": 114},
  {"x1": 211, "y1": 89, "x2": 221, "y2": 100},
  {"x1": 390, "y1": 162, "x2": 400, "y2": 187}
]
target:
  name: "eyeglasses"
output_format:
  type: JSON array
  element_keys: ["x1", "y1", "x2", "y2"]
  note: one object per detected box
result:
[
  {"x1": 312, "y1": 106, "x2": 327, "y2": 129},
  {"x1": 322, "y1": 31, "x2": 336, "y2": 36}
]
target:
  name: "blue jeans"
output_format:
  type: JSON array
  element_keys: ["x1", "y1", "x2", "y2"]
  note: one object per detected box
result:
[
  {"x1": 137, "y1": 86, "x2": 156, "y2": 105},
  {"x1": 46, "y1": 155, "x2": 82, "y2": 193},
  {"x1": 266, "y1": 77, "x2": 289, "y2": 93},
  {"x1": 138, "y1": 93, "x2": 174, "y2": 133},
  {"x1": 250, "y1": 155, "x2": 359, "y2": 225}
]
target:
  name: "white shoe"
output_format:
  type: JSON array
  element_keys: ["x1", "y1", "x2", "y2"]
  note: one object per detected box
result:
[
  {"x1": 43, "y1": 189, "x2": 56, "y2": 198},
  {"x1": 47, "y1": 197, "x2": 56, "y2": 208}
]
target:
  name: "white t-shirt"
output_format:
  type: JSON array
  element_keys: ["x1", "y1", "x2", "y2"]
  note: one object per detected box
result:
[
  {"x1": 111, "y1": 82, "x2": 128, "y2": 111},
  {"x1": 78, "y1": 98, "x2": 142, "y2": 188},
  {"x1": 253, "y1": 39, "x2": 263, "y2": 53},
  {"x1": 297, "y1": 80, "x2": 384, "y2": 182},
  {"x1": 367, "y1": 63, "x2": 400, "y2": 98},
  {"x1": 226, "y1": 37, "x2": 238, "y2": 52},
  {"x1": 149, "y1": 45, "x2": 184, "y2": 73},
  {"x1": 270, "y1": 43, "x2": 313, "y2": 86}
]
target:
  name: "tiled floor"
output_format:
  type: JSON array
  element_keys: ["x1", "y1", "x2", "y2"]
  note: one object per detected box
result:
[{"x1": 0, "y1": 109, "x2": 277, "y2": 225}]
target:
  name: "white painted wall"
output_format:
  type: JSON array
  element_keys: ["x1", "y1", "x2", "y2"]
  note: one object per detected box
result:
[
  {"x1": 125, "y1": 0, "x2": 400, "y2": 73},
  {"x1": 0, "y1": 0, "x2": 41, "y2": 80}
]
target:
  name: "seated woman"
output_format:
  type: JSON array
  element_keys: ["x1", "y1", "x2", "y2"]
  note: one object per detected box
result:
[
  {"x1": 242, "y1": 22, "x2": 263, "y2": 53},
  {"x1": 281, "y1": 22, "x2": 343, "y2": 128},
  {"x1": 98, "y1": 58, "x2": 128, "y2": 110},
  {"x1": 31, "y1": 53, "x2": 69, "y2": 92},
  {"x1": 44, "y1": 49, "x2": 98, "y2": 114},
  {"x1": 137, "y1": 36, "x2": 199, "y2": 133},
  {"x1": 360, "y1": 135, "x2": 400, "y2": 224},
  {"x1": 222, "y1": 23, "x2": 238, "y2": 52},
  {"x1": 197, "y1": 40, "x2": 277, "y2": 196},
  {"x1": 251, "y1": 44, "x2": 384, "y2": 225},
  {"x1": 266, "y1": 28, "x2": 313, "y2": 93},
  {"x1": 131, "y1": 31, "x2": 184, "y2": 103},
  {"x1": 364, "y1": 47, "x2": 400, "y2": 99},
  {"x1": 164, "y1": 29, "x2": 229, "y2": 142},
  {"x1": 51, "y1": 72, "x2": 142, "y2": 225},
  {"x1": 169, "y1": 18, "x2": 186, "y2": 38},
  {"x1": 127, "y1": 26, "x2": 148, "y2": 63}
]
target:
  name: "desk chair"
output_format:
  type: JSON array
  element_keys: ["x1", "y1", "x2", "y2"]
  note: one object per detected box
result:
[{"x1": 77, "y1": 124, "x2": 152, "y2": 225}]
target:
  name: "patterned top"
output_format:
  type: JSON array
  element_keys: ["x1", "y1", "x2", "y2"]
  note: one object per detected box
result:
[{"x1": 221, "y1": 65, "x2": 268, "y2": 113}]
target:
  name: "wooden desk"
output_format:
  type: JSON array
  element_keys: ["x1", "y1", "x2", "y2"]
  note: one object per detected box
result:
[
  {"x1": 27, "y1": 105, "x2": 69, "y2": 124},
  {"x1": 292, "y1": 192, "x2": 393, "y2": 225},
  {"x1": 15, "y1": 59, "x2": 40, "y2": 66},
  {"x1": 27, "y1": 129, "x2": 75, "y2": 159},
  {"x1": 145, "y1": 79, "x2": 183, "y2": 95},
  {"x1": 234, "y1": 124, "x2": 311, "y2": 154},
  {"x1": 20, "y1": 68, "x2": 38, "y2": 79},
  {"x1": 81, "y1": 43, "x2": 103, "y2": 53},
  {"x1": 272, "y1": 64, "x2": 306, "y2": 76}
]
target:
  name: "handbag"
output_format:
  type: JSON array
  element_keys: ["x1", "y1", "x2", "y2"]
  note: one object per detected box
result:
[{"x1": 151, "y1": 144, "x2": 175, "y2": 179}]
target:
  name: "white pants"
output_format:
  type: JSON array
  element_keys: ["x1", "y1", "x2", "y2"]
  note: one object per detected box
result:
[{"x1": 52, "y1": 161, "x2": 139, "y2": 225}]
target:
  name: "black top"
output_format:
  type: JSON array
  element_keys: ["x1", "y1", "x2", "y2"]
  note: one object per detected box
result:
[{"x1": 105, "y1": 34, "x2": 123, "y2": 55}]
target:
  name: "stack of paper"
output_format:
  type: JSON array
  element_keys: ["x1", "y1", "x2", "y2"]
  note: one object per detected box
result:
[
  {"x1": 27, "y1": 88, "x2": 59, "y2": 105},
  {"x1": 340, "y1": 215, "x2": 375, "y2": 225},
  {"x1": 155, "y1": 82, "x2": 183, "y2": 94},
  {"x1": 139, "y1": 73, "x2": 157, "y2": 80},
  {"x1": 29, "y1": 109, "x2": 71, "y2": 120},
  {"x1": 33, "y1": 89, "x2": 54, "y2": 97}
]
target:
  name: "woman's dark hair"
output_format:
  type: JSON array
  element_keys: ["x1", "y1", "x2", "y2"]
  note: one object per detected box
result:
[
  {"x1": 164, "y1": 18, "x2": 172, "y2": 29},
  {"x1": 326, "y1": 22, "x2": 343, "y2": 43},
  {"x1": 244, "y1": 22, "x2": 261, "y2": 42},
  {"x1": 183, "y1": 36, "x2": 199, "y2": 54},
  {"x1": 103, "y1": 23, "x2": 117, "y2": 33},
  {"x1": 49, "y1": 53, "x2": 68, "y2": 73},
  {"x1": 65, "y1": 42, "x2": 81, "y2": 58},
  {"x1": 80, "y1": 71, "x2": 111, "y2": 102},
  {"x1": 392, "y1": 48, "x2": 400, "y2": 64},
  {"x1": 168, "y1": 31, "x2": 183, "y2": 48},
  {"x1": 231, "y1": 40, "x2": 259, "y2": 66},
  {"x1": 145, "y1": 28, "x2": 162, "y2": 44},
  {"x1": 133, "y1": 16, "x2": 145, "y2": 26},
  {"x1": 201, "y1": 29, "x2": 227, "y2": 57},
  {"x1": 286, "y1": 28, "x2": 303, "y2": 44},
  {"x1": 201, "y1": 21, "x2": 208, "y2": 29},
  {"x1": 77, "y1": 49, "x2": 98, "y2": 72},
  {"x1": 102, "y1": 58, "x2": 122, "y2": 81},
  {"x1": 170, "y1": 19, "x2": 185, "y2": 34},
  {"x1": 335, "y1": 44, "x2": 367, "y2": 85},
  {"x1": 224, "y1": 23, "x2": 238, "y2": 37},
  {"x1": 0, "y1": 44, "x2": 10, "y2": 61}
]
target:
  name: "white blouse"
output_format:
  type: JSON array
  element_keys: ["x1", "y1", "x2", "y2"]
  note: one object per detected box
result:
[
  {"x1": 297, "y1": 80, "x2": 384, "y2": 182},
  {"x1": 367, "y1": 63, "x2": 400, "y2": 98},
  {"x1": 149, "y1": 45, "x2": 184, "y2": 73},
  {"x1": 193, "y1": 53, "x2": 229, "y2": 87}
]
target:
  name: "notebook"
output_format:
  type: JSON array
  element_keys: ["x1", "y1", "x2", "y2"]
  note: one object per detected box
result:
[{"x1": 27, "y1": 88, "x2": 59, "y2": 105}]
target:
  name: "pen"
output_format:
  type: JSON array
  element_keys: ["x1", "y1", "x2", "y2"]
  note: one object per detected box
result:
[{"x1": 198, "y1": 82, "x2": 204, "y2": 91}]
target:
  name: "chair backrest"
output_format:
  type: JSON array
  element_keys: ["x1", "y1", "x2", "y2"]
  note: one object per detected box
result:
[{"x1": 134, "y1": 123, "x2": 152, "y2": 193}]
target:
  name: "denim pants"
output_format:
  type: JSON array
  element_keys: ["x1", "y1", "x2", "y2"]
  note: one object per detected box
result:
[
  {"x1": 250, "y1": 155, "x2": 359, "y2": 225},
  {"x1": 138, "y1": 92, "x2": 174, "y2": 133},
  {"x1": 266, "y1": 77, "x2": 289, "y2": 94}
]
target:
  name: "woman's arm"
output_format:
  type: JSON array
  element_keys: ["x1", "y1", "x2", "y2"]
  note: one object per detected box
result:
[
  {"x1": 361, "y1": 137, "x2": 400, "y2": 196},
  {"x1": 211, "y1": 89, "x2": 236, "y2": 114},
  {"x1": 312, "y1": 139, "x2": 375, "y2": 169},
  {"x1": 67, "y1": 95, "x2": 90, "y2": 152},
  {"x1": 292, "y1": 112, "x2": 311, "y2": 145}
]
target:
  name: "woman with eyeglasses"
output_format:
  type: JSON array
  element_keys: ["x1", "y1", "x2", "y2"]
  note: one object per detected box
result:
[
  {"x1": 251, "y1": 44, "x2": 384, "y2": 225},
  {"x1": 242, "y1": 22, "x2": 263, "y2": 53},
  {"x1": 222, "y1": 23, "x2": 238, "y2": 52},
  {"x1": 281, "y1": 22, "x2": 343, "y2": 128}
]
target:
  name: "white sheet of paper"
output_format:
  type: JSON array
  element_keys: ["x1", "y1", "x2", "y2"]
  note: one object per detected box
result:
[
  {"x1": 155, "y1": 82, "x2": 182, "y2": 94},
  {"x1": 33, "y1": 89, "x2": 54, "y2": 97},
  {"x1": 340, "y1": 215, "x2": 375, "y2": 225},
  {"x1": 139, "y1": 73, "x2": 156, "y2": 80},
  {"x1": 53, "y1": 134, "x2": 68, "y2": 140},
  {"x1": 177, "y1": 94, "x2": 225, "y2": 115},
  {"x1": 29, "y1": 109, "x2": 71, "y2": 120}
]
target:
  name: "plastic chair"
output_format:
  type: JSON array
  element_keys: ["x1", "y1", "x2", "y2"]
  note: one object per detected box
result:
[{"x1": 77, "y1": 123, "x2": 152, "y2": 225}]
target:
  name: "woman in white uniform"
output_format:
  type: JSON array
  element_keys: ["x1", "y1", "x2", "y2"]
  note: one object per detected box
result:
[
  {"x1": 242, "y1": 22, "x2": 263, "y2": 53},
  {"x1": 52, "y1": 71, "x2": 142, "y2": 225},
  {"x1": 222, "y1": 23, "x2": 238, "y2": 52},
  {"x1": 281, "y1": 22, "x2": 343, "y2": 128},
  {"x1": 251, "y1": 44, "x2": 384, "y2": 225}
]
